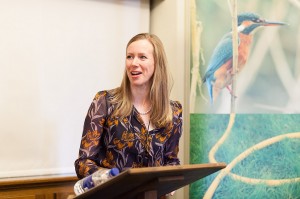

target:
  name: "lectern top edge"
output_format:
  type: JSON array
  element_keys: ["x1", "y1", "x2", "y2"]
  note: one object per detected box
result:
[{"x1": 126, "y1": 162, "x2": 227, "y2": 174}]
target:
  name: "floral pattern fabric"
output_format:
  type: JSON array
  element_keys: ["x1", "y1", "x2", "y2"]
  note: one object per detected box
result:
[{"x1": 74, "y1": 90, "x2": 183, "y2": 179}]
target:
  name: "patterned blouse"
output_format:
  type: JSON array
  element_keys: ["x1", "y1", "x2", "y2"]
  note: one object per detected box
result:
[{"x1": 74, "y1": 90, "x2": 183, "y2": 179}]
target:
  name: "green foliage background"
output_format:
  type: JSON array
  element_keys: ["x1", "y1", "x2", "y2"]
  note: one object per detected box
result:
[{"x1": 189, "y1": 114, "x2": 300, "y2": 198}]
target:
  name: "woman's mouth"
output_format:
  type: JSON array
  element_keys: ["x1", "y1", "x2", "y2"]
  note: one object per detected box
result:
[{"x1": 131, "y1": 71, "x2": 142, "y2": 76}]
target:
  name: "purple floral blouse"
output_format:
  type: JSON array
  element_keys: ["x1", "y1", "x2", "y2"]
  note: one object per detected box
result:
[{"x1": 74, "y1": 90, "x2": 183, "y2": 179}]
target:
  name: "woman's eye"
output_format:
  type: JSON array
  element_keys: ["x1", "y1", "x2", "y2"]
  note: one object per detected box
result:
[
  {"x1": 126, "y1": 55, "x2": 133, "y2": 59},
  {"x1": 140, "y1": 56, "x2": 147, "y2": 59}
]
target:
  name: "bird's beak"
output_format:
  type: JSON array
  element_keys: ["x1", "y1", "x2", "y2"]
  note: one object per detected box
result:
[{"x1": 261, "y1": 20, "x2": 286, "y2": 26}]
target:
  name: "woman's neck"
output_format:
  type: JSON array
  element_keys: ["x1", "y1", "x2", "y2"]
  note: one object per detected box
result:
[
  {"x1": 130, "y1": 85, "x2": 154, "y2": 130},
  {"x1": 131, "y1": 85, "x2": 151, "y2": 110}
]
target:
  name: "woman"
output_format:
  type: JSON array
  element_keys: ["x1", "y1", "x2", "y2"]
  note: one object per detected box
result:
[{"x1": 74, "y1": 33, "x2": 183, "y2": 181}]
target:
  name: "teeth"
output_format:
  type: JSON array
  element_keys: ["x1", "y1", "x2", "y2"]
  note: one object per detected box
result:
[{"x1": 131, "y1": 71, "x2": 141, "y2": 75}]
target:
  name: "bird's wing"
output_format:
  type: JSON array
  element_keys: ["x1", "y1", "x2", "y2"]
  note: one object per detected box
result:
[{"x1": 203, "y1": 32, "x2": 234, "y2": 82}]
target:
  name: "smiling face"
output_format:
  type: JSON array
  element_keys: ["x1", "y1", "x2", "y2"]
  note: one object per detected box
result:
[{"x1": 126, "y1": 39, "x2": 155, "y2": 89}]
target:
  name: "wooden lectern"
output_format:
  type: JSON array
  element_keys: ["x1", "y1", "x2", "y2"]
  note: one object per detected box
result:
[{"x1": 74, "y1": 163, "x2": 226, "y2": 199}]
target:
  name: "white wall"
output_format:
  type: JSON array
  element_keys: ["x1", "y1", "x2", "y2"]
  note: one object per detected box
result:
[
  {"x1": 0, "y1": 0, "x2": 149, "y2": 178},
  {"x1": 150, "y1": 0, "x2": 189, "y2": 198}
]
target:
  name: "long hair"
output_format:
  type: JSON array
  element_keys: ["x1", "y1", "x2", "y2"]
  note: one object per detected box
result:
[{"x1": 110, "y1": 33, "x2": 173, "y2": 128}]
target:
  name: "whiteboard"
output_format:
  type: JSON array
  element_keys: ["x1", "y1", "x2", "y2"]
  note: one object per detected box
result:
[{"x1": 0, "y1": 0, "x2": 149, "y2": 178}]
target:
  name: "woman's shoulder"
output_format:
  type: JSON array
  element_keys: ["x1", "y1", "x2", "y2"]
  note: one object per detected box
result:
[
  {"x1": 92, "y1": 89, "x2": 117, "y2": 114},
  {"x1": 89, "y1": 90, "x2": 115, "y2": 109},
  {"x1": 170, "y1": 100, "x2": 182, "y2": 109},
  {"x1": 94, "y1": 88, "x2": 117, "y2": 100},
  {"x1": 170, "y1": 100, "x2": 183, "y2": 117},
  {"x1": 93, "y1": 90, "x2": 108, "y2": 101}
]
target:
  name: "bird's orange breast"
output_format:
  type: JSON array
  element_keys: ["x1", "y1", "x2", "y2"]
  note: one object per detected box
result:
[{"x1": 237, "y1": 33, "x2": 253, "y2": 71}]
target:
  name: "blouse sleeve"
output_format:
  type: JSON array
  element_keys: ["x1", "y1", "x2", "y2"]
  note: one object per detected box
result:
[
  {"x1": 74, "y1": 91, "x2": 108, "y2": 179},
  {"x1": 163, "y1": 101, "x2": 183, "y2": 166}
]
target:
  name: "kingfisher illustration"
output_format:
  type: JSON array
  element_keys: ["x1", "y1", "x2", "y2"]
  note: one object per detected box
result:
[{"x1": 202, "y1": 12, "x2": 285, "y2": 104}]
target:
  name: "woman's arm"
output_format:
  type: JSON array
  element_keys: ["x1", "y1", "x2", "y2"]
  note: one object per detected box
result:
[
  {"x1": 163, "y1": 101, "x2": 183, "y2": 166},
  {"x1": 74, "y1": 91, "x2": 108, "y2": 179}
]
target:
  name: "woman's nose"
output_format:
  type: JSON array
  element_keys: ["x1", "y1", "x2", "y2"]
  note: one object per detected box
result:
[{"x1": 132, "y1": 57, "x2": 139, "y2": 66}]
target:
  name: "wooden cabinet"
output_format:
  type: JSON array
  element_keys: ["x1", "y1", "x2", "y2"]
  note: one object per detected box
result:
[{"x1": 0, "y1": 174, "x2": 78, "y2": 199}]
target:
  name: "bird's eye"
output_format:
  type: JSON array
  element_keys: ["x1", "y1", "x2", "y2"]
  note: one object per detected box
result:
[{"x1": 254, "y1": 19, "x2": 263, "y2": 23}]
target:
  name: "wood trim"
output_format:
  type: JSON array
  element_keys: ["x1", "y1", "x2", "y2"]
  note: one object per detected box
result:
[
  {"x1": 0, "y1": 174, "x2": 78, "y2": 199},
  {"x1": 0, "y1": 174, "x2": 78, "y2": 189}
]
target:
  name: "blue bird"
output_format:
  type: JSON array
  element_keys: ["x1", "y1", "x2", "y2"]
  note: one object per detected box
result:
[{"x1": 202, "y1": 12, "x2": 285, "y2": 104}]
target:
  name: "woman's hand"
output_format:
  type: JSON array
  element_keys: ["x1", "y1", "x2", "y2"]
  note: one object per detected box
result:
[{"x1": 166, "y1": 191, "x2": 175, "y2": 196}]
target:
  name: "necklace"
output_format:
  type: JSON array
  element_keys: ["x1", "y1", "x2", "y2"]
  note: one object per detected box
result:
[{"x1": 137, "y1": 106, "x2": 152, "y2": 115}]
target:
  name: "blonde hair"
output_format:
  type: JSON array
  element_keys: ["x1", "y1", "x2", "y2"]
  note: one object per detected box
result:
[{"x1": 110, "y1": 33, "x2": 173, "y2": 127}]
